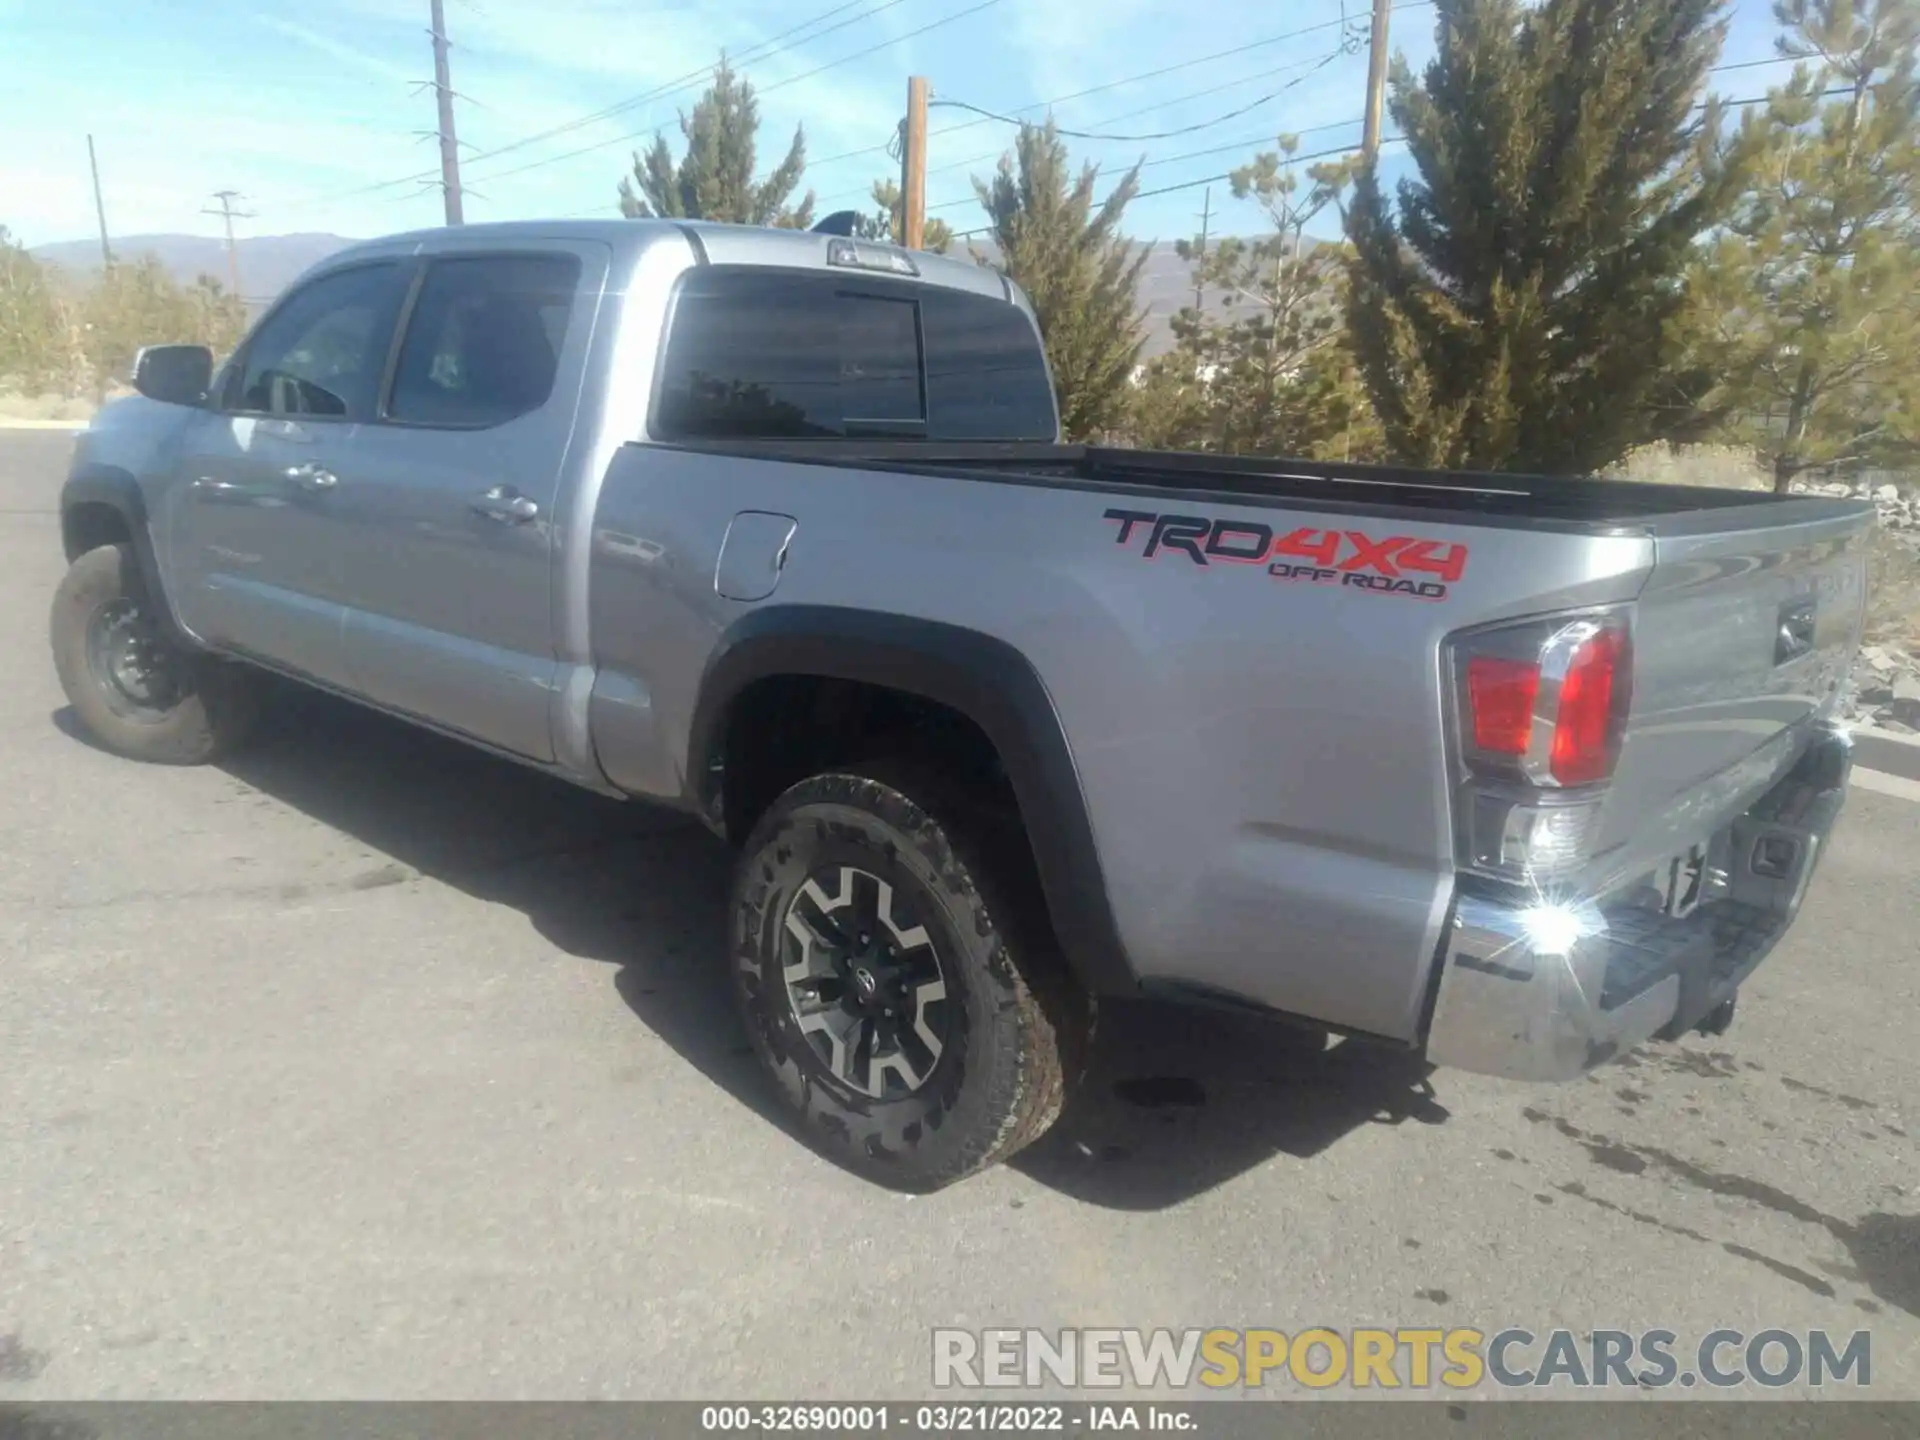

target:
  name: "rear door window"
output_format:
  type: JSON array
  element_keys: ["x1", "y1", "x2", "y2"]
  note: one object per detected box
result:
[
  {"x1": 386, "y1": 253, "x2": 581, "y2": 427},
  {"x1": 652, "y1": 267, "x2": 1055, "y2": 442}
]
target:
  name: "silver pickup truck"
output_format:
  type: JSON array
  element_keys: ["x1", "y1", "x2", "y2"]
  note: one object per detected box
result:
[{"x1": 51, "y1": 219, "x2": 1872, "y2": 1189}]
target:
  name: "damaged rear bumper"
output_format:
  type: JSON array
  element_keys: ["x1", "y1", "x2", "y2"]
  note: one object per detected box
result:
[{"x1": 1424, "y1": 727, "x2": 1852, "y2": 1082}]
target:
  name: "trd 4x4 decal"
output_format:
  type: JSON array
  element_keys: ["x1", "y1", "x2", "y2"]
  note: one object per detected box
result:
[{"x1": 1102, "y1": 508, "x2": 1468, "y2": 601}]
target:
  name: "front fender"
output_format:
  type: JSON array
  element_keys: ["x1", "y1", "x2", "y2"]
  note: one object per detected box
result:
[{"x1": 60, "y1": 464, "x2": 191, "y2": 646}]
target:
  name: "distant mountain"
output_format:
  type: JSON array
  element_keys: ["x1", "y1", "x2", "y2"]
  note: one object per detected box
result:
[
  {"x1": 29, "y1": 233, "x2": 354, "y2": 310},
  {"x1": 957, "y1": 237, "x2": 1232, "y2": 360},
  {"x1": 30, "y1": 228, "x2": 1231, "y2": 354}
]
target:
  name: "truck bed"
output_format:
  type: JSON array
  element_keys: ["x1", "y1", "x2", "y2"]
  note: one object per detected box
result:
[{"x1": 655, "y1": 439, "x2": 1865, "y2": 535}]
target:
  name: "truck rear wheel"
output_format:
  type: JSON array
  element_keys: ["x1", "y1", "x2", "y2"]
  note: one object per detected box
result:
[
  {"x1": 730, "y1": 764, "x2": 1089, "y2": 1190},
  {"x1": 50, "y1": 543, "x2": 260, "y2": 765}
]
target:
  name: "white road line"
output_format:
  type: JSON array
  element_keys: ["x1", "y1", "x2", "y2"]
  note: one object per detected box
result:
[
  {"x1": 1853, "y1": 767, "x2": 1920, "y2": 803},
  {"x1": 1852, "y1": 723, "x2": 1920, "y2": 751}
]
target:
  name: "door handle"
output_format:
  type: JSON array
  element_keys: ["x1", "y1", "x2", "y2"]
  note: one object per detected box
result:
[
  {"x1": 472, "y1": 486, "x2": 540, "y2": 524},
  {"x1": 284, "y1": 462, "x2": 337, "y2": 492}
]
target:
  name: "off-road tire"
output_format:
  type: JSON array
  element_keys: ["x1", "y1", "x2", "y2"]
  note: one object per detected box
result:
[
  {"x1": 730, "y1": 762, "x2": 1091, "y2": 1190},
  {"x1": 50, "y1": 543, "x2": 260, "y2": 765}
]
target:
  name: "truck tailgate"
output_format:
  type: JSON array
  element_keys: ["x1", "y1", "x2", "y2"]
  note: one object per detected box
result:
[{"x1": 1596, "y1": 501, "x2": 1873, "y2": 864}]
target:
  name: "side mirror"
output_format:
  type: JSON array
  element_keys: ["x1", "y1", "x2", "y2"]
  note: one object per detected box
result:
[{"x1": 131, "y1": 345, "x2": 214, "y2": 406}]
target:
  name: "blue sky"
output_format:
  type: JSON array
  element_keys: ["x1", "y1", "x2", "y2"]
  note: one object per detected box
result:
[{"x1": 3, "y1": 0, "x2": 1796, "y2": 252}]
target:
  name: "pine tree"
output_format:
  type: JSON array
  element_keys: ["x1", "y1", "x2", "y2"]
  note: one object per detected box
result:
[
  {"x1": 1692, "y1": 0, "x2": 1919, "y2": 489},
  {"x1": 974, "y1": 121, "x2": 1148, "y2": 440},
  {"x1": 1125, "y1": 350, "x2": 1213, "y2": 450},
  {"x1": 1345, "y1": 0, "x2": 1744, "y2": 473},
  {"x1": 618, "y1": 56, "x2": 815, "y2": 228},
  {"x1": 856, "y1": 178, "x2": 954, "y2": 253},
  {"x1": 1138, "y1": 141, "x2": 1380, "y2": 460}
]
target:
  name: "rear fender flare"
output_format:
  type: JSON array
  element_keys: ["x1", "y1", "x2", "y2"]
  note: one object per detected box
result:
[{"x1": 689, "y1": 606, "x2": 1138, "y2": 997}]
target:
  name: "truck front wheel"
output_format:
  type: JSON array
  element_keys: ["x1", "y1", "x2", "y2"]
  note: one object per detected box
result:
[
  {"x1": 730, "y1": 764, "x2": 1089, "y2": 1190},
  {"x1": 50, "y1": 543, "x2": 260, "y2": 765}
]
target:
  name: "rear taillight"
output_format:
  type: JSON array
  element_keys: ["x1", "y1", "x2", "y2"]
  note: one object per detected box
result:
[
  {"x1": 1448, "y1": 611, "x2": 1634, "y2": 883},
  {"x1": 1549, "y1": 625, "x2": 1629, "y2": 785},
  {"x1": 1455, "y1": 613, "x2": 1633, "y2": 788},
  {"x1": 1466, "y1": 656, "x2": 1540, "y2": 756}
]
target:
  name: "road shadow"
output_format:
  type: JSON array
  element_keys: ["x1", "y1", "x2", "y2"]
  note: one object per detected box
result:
[
  {"x1": 1015, "y1": 1003, "x2": 1447, "y2": 1209},
  {"x1": 58, "y1": 687, "x2": 1450, "y2": 1207}
]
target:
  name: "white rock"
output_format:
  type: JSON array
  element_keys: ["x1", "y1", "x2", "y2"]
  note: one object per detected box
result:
[
  {"x1": 1876, "y1": 484, "x2": 1900, "y2": 501},
  {"x1": 1895, "y1": 675, "x2": 1920, "y2": 702}
]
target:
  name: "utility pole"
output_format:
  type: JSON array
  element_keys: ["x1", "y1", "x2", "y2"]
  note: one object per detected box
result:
[
  {"x1": 428, "y1": 0, "x2": 465, "y2": 225},
  {"x1": 903, "y1": 75, "x2": 929, "y2": 250},
  {"x1": 202, "y1": 190, "x2": 253, "y2": 298},
  {"x1": 86, "y1": 134, "x2": 113, "y2": 268},
  {"x1": 1361, "y1": 0, "x2": 1392, "y2": 160},
  {"x1": 1192, "y1": 187, "x2": 1212, "y2": 313}
]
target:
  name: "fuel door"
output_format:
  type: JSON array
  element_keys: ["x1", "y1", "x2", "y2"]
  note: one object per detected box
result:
[{"x1": 714, "y1": 511, "x2": 798, "y2": 602}]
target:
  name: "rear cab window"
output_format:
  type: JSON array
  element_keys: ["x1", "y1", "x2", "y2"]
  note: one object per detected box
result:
[{"x1": 651, "y1": 266, "x2": 1056, "y2": 443}]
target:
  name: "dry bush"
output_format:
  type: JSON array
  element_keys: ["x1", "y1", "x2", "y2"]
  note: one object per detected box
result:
[
  {"x1": 1611, "y1": 442, "x2": 1772, "y2": 490},
  {"x1": 1865, "y1": 525, "x2": 1920, "y2": 648},
  {"x1": 0, "y1": 391, "x2": 94, "y2": 422},
  {"x1": 1609, "y1": 445, "x2": 1915, "y2": 649}
]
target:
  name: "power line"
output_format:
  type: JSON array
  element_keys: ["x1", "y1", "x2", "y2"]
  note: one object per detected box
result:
[
  {"x1": 925, "y1": 107, "x2": 1387, "y2": 215},
  {"x1": 769, "y1": 0, "x2": 999, "y2": 100},
  {"x1": 818, "y1": 62, "x2": 1337, "y2": 207},
  {"x1": 1131, "y1": 138, "x2": 1385, "y2": 205},
  {"x1": 927, "y1": 47, "x2": 1353, "y2": 144},
  {"x1": 573, "y1": 51, "x2": 1830, "y2": 226},
  {"x1": 1713, "y1": 55, "x2": 1803, "y2": 74},
  {"x1": 948, "y1": 79, "x2": 1858, "y2": 237},
  {"x1": 275, "y1": 0, "x2": 1429, "y2": 222},
  {"x1": 458, "y1": 0, "x2": 1005, "y2": 191},
  {"x1": 258, "y1": 0, "x2": 908, "y2": 214},
  {"x1": 948, "y1": 139, "x2": 1387, "y2": 239},
  {"x1": 410, "y1": 0, "x2": 910, "y2": 205},
  {"x1": 550, "y1": 24, "x2": 1800, "y2": 214},
  {"x1": 807, "y1": 6, "x2": 1428, "y2": 180},
  {"x1": 911, "y1": 10, "x2": 1789, "y2": 182},
  {"x1": 923, "y1": 115, "x2": 1369, "y2": 213},
  {"x1": 1134, "y1": 115, "x2": 1367, "y2": 172},
  {"x1": 462, "y1": 0, "x2": 904, "y2": 169},
  {"x1": 260, "y1": 5, "x2": 1817, "y2": 226},
  {"x1": 816, "y1": 38, "x2": 1370, "y2": 206},
  {"x1": 941, "y1": 3, "x2": 1427, "y2": 138},
  {"x1": 923, "y1": 99, "x2": 1365, "y2": 212}
]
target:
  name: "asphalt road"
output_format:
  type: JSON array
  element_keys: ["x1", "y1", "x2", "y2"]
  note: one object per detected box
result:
[{"x1": 1, "y1": 427, "x2": 1915, "y2": 1402}]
